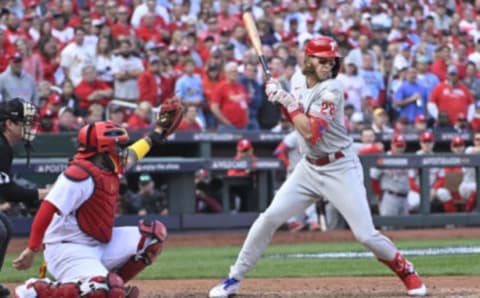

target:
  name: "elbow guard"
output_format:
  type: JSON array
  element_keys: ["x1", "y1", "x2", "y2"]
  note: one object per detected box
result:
[{"x1": 309, "y1": 115, "x2": 329, "y2": 145}]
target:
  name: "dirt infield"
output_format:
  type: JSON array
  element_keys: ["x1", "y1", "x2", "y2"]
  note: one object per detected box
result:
[{"x1": 6, "y1": 228, "x2": 480, "y2": 297}]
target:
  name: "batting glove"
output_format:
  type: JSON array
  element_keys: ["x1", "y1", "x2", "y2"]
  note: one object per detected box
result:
[
  {"x1": 265, "y1": 79, "x2": 281, "y2": 97},
  {"x1": 268, "y1": 90, "x2": 301, "y2": 114}
]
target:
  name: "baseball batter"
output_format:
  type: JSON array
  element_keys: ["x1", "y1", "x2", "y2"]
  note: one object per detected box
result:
[
  {"x1": 209, "y1": 37, "x2": 427, "y2": 297},
  {"x1": 13, "y1": 99, "x2": 183, "y2": 298}
]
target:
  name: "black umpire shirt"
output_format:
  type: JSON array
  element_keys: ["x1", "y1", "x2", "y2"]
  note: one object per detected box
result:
[{"x1": 0, "y1": 132, "x2": 38, "y2": 202}]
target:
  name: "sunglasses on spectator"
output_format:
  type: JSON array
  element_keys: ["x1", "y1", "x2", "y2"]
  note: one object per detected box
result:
[
  {"x1": 452, "y1": 144, "x2": 465, "y2": 147},
  {"x1": 475, "y1": 138, "x2": 480, "y2": 142}
]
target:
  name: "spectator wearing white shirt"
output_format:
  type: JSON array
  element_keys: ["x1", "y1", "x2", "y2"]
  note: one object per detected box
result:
[
  {"x1": 95, "y1": 36, "x2": 114, "y2": 85},
  {"x1": 468, "y1": 40, "x2": 480, "y2": 70},
  {"x1": 60, "y1": 26, "x2": 96, "y2": 87},
  {"x1": 130, "y1": 0, "x2": 170, "y2": 29},
  {"x1": 345, "y1": 34, "x2": 379, "y2": 70},
  {"x1": 393, "y1": 43, "x2": 412, "y2": 74},
  {"x1": 51, "y1": 12, "x2": 74, "y2": 45},
  {"x1": 337, "y1": 61, "x2": 372, "y2": 113},
  {"x1": 112, "y1": 39, "x2": 144, "y2": 102}
]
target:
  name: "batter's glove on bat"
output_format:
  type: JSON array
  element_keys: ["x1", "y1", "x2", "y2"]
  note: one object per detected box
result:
[
  {"x1": 268, "y1": 89, "x2": 302, "y2": 114},
  {"x1": 149, "y1": 98, "x2": 184, "y2": 146},
  {"x1": 265, "y1": 79, "x2": 282, "y2": 97}
]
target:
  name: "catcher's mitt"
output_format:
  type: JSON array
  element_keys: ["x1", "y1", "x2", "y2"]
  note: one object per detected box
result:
[{"x1": 149, "y1": 98, "x2": 184, "y2": 145}]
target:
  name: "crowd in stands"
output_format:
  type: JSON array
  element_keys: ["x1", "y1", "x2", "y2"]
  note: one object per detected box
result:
[
  {"x1": 5, "y1": 0, "x2": 480, "y2": 221},
  {"x1": 0, "y1": 0, "x2": 478, "y2": 135}
]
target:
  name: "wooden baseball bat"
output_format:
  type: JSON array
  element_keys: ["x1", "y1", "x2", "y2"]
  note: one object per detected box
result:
[{"x1": 242, "y1": 11, "x2": 272, "y2": 80}]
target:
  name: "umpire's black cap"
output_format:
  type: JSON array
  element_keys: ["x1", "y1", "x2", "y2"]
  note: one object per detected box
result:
[{"x1": 0, "y1": 98, "x2": 35, "y2": 123}]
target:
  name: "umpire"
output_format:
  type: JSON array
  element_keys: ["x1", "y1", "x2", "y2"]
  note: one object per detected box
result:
[{"x1": 0, "y1": 98, "x2": 48, "y2": 297}]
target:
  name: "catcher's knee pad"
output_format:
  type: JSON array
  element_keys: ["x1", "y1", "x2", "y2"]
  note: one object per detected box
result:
[
  {"x1": 15, "y1": 273, "x2": 127, "y2": 298},
  {"x1": 117, "y1": 219, "x2": 167, "y2": 282}
]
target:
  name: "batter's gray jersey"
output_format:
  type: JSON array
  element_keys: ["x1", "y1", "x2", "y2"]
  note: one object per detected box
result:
[{"x1": 290, "y1": 72, "x2": 352, "y2": 157}]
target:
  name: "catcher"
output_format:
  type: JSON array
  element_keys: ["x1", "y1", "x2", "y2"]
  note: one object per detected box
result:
[{"x1": 13, "y1": 99, "x2": 183, "y2": 298}]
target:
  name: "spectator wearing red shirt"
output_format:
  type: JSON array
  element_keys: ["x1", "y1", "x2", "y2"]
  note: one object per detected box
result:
[
  {"x1": 428, "y1": 65, "x2": 475, "y2": 125},
  {"x1": 429, "y1": 45, "x2": 450, "y2": 82},
  {"x1": 38, "y1": 37, "x2": 60, "y2": 85},
  {"x1": 135, "y1": 12, "x2": 164, "y2": 43},
  {"x1": 74, "y1": 65, "x2": 113, "y2": 114},
  {"x1": 61, "y1": 0, "x2": 82, "y2": 28},
  {"x1": 127, "y1": 101, "x2": 152, "y2": 130},
  {"x1": 4, "y1": 12, "x2": 28, "y2": 45},
  {"x1": 0, "y1": 27, "x2": 14, "y2": 72},
  {"x1": 217, "y1": 0, "x2": 239, "y2": 32},
  {"x1": 211, "y1": 61, "x2": 250, "y2": 131},
  {"x1": 111, "y1": 6, "x2": 134, "y2": 39},
  {"x1": 138, "y1": 55, "x2": 162, "y2": 106},
  {"x1": 177, "y1": 105, "x2": 202, "y2": 131}
]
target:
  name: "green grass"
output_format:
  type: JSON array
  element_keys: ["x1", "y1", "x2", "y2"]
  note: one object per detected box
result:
[{"x1": 3, "y1": 238, "x2": 480, "y2": 282}]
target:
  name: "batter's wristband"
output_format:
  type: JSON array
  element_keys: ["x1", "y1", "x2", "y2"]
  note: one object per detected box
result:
[
  {"x1": 288, "y1": 109, "x2": 302, "y2": 119},
  {"x1": 129, "y1": 138, "x2": 152, "y2": 161}
]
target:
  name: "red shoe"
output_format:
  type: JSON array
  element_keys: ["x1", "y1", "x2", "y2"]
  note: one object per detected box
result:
[
  {"x1": 380, "y1": 253, "x2": 427, "y2": 296},
  {"x1": 288, "y1": 221, "x2": 305, "y2": 232}
]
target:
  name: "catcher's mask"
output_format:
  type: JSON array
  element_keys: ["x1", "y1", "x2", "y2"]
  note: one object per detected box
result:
[
  {"x1": 0, "y1": 98, "x2": 38, "y2": 165},
  {"x1": 75, "y1": 121, "x2": 130, "y2": 174}
]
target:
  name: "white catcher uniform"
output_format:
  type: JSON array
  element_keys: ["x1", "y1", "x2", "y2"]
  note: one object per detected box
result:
[
  {"x1": 210, "y1": 36, "x2": 426, "y2": 298},
  {"x1": 42, "y1": 175, "x2": 141, "y2": 282}
]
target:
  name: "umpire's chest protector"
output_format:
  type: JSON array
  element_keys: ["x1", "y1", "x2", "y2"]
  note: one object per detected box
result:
[{"x1": 66, "y1": 159, "x2": 120, "y2": 243}]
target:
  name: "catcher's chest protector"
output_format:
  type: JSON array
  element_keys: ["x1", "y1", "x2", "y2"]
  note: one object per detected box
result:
[{"x1": 64, "y1": 159, "x2": 120, "y2": 242}]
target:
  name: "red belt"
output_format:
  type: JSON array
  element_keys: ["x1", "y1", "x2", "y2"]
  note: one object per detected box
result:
[{"x1": 306, "y1": 152, "x2": 345, "y2": 166}]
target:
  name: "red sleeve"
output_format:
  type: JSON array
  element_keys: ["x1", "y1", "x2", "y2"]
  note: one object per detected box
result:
[
  {"x1": 138, "y1": 71, "x2": 156, "y2": 105},
  {"x1": 377, "y1": 90, "x2": 385, "y2": 107},
  {"x1": 465, "y1": 85, "x2": 474, "y2": 104},
  {"x1": 428, "y1": 84, "x2": 439, "y2": 103},
  {"x1": 74, "y1": 82, "x2": 90, "y2": 102},
  {"x1": 408, "y1": 176, "x2": 420, "y2": 192},
  {"x1": 28, "y1": 201, "x2": 59, "y2": 252},
  {"x1": 371, "y1": 179, "x2": 383, "y2": 196},
  {"x1": 211, "y1": 82, "x2": 225, "y2": 104},
  {"x1": 432, "y1": 176, "x2": 445, "y2": 190}
]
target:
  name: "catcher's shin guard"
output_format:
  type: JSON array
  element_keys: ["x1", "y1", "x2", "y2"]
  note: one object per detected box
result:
[
  {"x1": 117, "y1": 219, "x2": 167, "y2": 282},
  {"x1": 15, "y1": 273, "x2": 127, "y2": 298}
]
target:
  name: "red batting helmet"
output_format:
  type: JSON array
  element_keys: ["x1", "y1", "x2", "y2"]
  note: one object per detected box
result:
[
  {"x1": 304, "y1": 36, "x2": 342, "y2": 77},
  {"x1": 304, "y1": 36, "x2": 341, "y2": 58},
  {"x1": 75, "y1": 121, "x2": 130, "y2": 173},
  {"x1": 237, "y1": 139, "x2": 252, "y2": 152}
]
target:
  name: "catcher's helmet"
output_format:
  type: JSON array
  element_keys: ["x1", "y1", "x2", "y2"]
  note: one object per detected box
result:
[
  {"x1": 75, "y1": 121, "x2": 130, "y2": 173},
  {"x1": 304, "y1": 36, "x2": 342, "y2": 78}
]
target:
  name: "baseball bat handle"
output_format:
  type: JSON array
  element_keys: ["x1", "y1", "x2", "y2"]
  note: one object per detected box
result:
[{"x1": 258, "y1": 55, "x2": 271, "y2": 81}]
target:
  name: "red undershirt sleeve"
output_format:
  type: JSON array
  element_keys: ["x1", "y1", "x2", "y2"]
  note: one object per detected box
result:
[{"x1": 28, "y1": 200, "x2": 59, "y2": 252}]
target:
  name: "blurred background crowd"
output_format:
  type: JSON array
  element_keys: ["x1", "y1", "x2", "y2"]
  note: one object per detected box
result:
[
  {"x1": 0, "y1": 0, "x2": 478, "y2": 134},
  {"x1": 3, "y1": 0, "x2": 480, "y2": 228}
]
